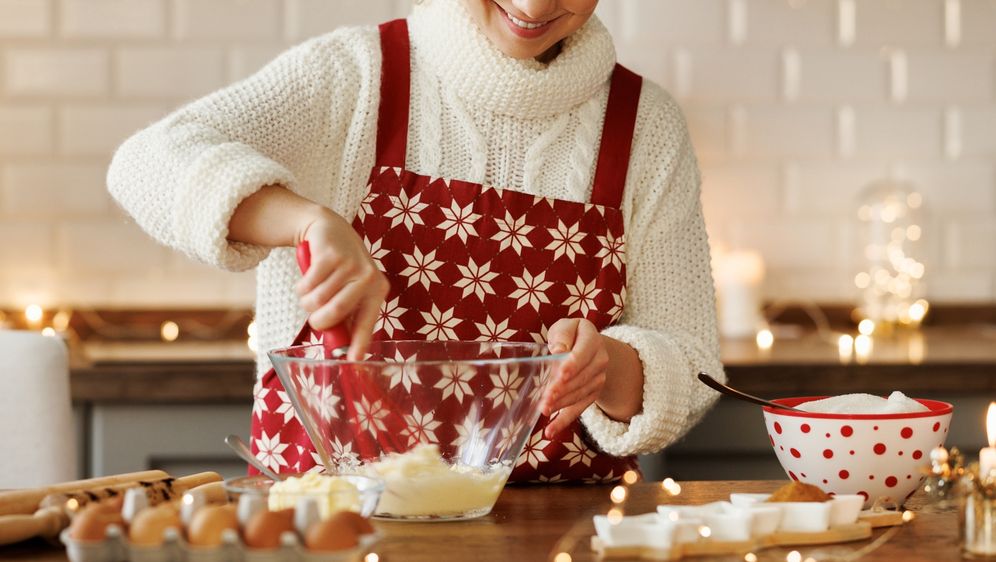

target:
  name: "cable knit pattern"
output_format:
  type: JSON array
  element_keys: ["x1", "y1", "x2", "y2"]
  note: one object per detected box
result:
[{"x1": 106, "y1": 0, "x2": 724, "y2": 457}]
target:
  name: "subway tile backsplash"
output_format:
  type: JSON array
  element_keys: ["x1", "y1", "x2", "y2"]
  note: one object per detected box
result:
[{"x1": 0, "y1": 0, "x2": 993, "y2": 308}]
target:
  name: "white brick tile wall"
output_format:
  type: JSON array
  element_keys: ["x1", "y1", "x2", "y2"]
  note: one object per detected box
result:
[
  {"x1": 742, "y1": 0, "x2": 837, "y2": 47},
  {"x1": 853, "y1": 0, "x2": 945, "y2": 47},
  {"x1": 0, "y1": 221, "x2": 54, "y2": 271},
  {"x1": 926, "y1": 269, "x2": 995, "y2": 302},
  {"x1": 4, "y1": 49, "x2": 109, "y2": 97},
  {"x1": 960, "y1": 0, "x2": 996, "y2": 45},
  {"x1": 0, "y1": 105, "x2": 53, "y2": 155},
  {"x1": 284, "y1": 0, "x2": 405, "y2": 41},
  {"x1": 619, "y1": 0, "x2": 726, "y2": 45},
  {"x1": 700, "y1": 162, "x2": 782, "y2": 221},
  {"x1": 795, "y1": 50, "x2": 888, "y2": 102},
  {"x1": 681, "y1": 49, "x2": 780, "y2": 103},
  {"x1": 0, "y1": 0, "x2": 49, "y2": 38},
  {"x1": 898, "y1": 161, "x2": 996, "y2": 216},
  {"x1": 946, "y1": 221, "x2": 996, "y2": 269},
  {"x1": 853, "y1": 106, "x2": 943, "y2": 159},
  {"x1": 784, "y1": 160, "x2": 890, "y2": 216},
  {"x1": 960, "y1": 107, "x2": 996, "y2": 158},
  {"x1": 906, "y1": 52, "x2": 994, "y2": 103},
  {"x1": 739, "y1": 106, "x2": 836, "y2": 158},
  {"x1": 58, "y1": 104, "x2": 167, "y2": 155},
  {"x1": 60, "y1": 0, "x2": 165, "y2": 39},
  {"x1": 728, "y1": 219, "x2": 839, "y2": 269},
  {"x1": 57, "y1": 221, "x2": 167, "y2": 272},
  {"x1": 0, "y1": 0, "x2": 992, "y2": 306},
  {"x1": 1, "y1": 162, "x2": 111, "y2": 216},
  {"x1": 116, "y1": 48, "x2": 226, "y2": 99},
  {"x1": 173, "y1": 0, "x2": 282, "y2": 41}
]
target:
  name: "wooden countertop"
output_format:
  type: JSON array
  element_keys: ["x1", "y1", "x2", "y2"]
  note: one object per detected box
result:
[
  {"x1": 1, "y1": 480, "x2": 959, "y2": 561},
  {"x1": 69, "y1": 326, "x2": 996, "y2": 403}
]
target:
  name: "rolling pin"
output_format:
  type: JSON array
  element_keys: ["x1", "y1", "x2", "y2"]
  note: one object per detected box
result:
[
  {"x1": 0, "y1": 473, "x2": 224, "y2": 546},
  {"x1": 0, "y1": 470, "x2": 168, "y2": 516},
  {"x1": 38, "y1": 471, "x2": 223, "y2": 511}
]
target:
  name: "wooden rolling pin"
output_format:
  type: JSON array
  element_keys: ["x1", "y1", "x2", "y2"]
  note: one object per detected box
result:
[
  {"x1": 0, "y1": 473, "x2": 224, "y2": 546},
  {"x1": 0, "y1": 470, "x2": 168, "y2": 516},
  {"x1": 39, "y1": 471, "x2": 222, "y2": 511}
]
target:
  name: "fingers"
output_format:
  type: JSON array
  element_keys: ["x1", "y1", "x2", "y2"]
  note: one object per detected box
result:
[
  {"x1": 346, "y1": 278, "x2": 389, "y2": 361},
  {"x1": 545, "y1": 370, "x2": 605, "y2": 414},
  {"x1": 546, "y1": 318, "x2": 579, "y2": 354},
  {"x1": 308, "y1": 266, "x2": 384, "y2": 330},
  {"x1": 544, "y1": 389, "x2": 599, "y2": 439},
  {"x1": 297, "y1": 263, "x2": 356, "y2": 313},
  {"x1": 545, "y1": 321, "x2": 604, "y2": 402}
]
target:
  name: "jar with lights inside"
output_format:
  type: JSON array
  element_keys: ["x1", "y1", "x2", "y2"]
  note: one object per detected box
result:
[{"x1": 853, "y1": 178, "x2": 929, "y2": 334}]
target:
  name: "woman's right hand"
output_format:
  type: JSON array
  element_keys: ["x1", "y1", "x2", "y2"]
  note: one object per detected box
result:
[{"x1": 294, "y1": 209, "x2": 390, "y2": 360}]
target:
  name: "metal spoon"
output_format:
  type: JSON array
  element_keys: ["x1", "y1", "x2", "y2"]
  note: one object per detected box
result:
[
  {"x1": 225, "y1": 434, "x2": 284, "y2": 481},
  {"x1": 697, "y1": 372, "x2": 802, "y2": 412}
]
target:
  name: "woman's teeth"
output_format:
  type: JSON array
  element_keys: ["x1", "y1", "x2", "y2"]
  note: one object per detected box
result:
[{"x1": 506, "y1": 12, "x2": 548, "y2": 30}]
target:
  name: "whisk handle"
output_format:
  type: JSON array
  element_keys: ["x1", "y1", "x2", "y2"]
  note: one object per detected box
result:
[{"x1": 295, "y1": 241, "x2": 352, "y2": 349}]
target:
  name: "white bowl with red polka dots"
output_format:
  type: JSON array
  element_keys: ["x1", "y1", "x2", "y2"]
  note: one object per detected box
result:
[{"x1": 762, "y1": 396, "x2": 953, "y2": 508}]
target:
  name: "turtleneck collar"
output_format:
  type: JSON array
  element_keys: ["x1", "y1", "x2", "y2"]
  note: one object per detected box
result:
[{"x1": 408, "y1": 0, "x2": 617, "y2": 119}]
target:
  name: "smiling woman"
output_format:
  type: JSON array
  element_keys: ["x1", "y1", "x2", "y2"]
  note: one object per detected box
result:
[
  {"x1": 462, "y1": 0, "x2": 599, "y2": 62},
  {"x1": 107, "y1": 0, "x2": 724, "y2": 484}
]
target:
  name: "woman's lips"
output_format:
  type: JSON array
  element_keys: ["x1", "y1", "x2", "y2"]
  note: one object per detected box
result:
[{"x1": 495, "y1": 3, "x2": 556, "y2": 39}]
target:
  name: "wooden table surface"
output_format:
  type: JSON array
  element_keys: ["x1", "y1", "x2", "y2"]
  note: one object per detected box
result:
[{"x1": 2, "y1": 480, "x2": 961, "y2": 562}]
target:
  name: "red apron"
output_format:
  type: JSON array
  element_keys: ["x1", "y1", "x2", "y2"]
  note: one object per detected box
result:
[{"x1": 251, "y1": 19, "x2": 642, "y2": 484}]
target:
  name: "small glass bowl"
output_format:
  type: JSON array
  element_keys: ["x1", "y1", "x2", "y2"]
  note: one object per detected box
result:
[{"x1": 224, "y1": 473, "x2": 384, "y2": 518}]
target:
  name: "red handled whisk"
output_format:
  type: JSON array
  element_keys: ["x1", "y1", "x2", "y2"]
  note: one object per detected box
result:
[{"x1": 295, "y1": 242, "x2": 404, "y2": 461}]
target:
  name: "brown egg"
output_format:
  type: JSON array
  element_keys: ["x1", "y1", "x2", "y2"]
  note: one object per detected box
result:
[
  {"x1": 243, "y1": 508, "x2": 295, "y2": 549},
  {"x1": 304, "y1": 515, "x2": 359, "y2": 552},
  {"x1": 129, "y1": 504, "x2": 182, "y2": 546},
  {"x1": 333, "y1": 511, "x2": 375, "y2": 535},
  {"x1": 69, "y1": 505, "x2": 124, "y2": 542},
  {"x1": 187, "y1": 504, "x2": 238, "y2": 547}
]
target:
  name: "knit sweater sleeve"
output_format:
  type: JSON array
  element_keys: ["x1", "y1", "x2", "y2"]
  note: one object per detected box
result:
[
  {"x1": 106, "y1": 26, "x2": 380, "y2": 271},
  {"x1": 579, "y1": 84, "x2": 725, "y2": 457}
]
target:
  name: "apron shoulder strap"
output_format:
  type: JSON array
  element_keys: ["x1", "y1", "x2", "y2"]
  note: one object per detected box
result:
[
  {"x1": 590, "y1": 64, "x2": 643, "y2": 209},
  {"x1": 376, "y1": 19, "x2": 411, "y2": 168}
]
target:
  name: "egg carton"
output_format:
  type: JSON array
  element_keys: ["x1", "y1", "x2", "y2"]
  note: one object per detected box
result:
[{"x1": 61, "y1": 525, "x2": 380, "y2": 562}]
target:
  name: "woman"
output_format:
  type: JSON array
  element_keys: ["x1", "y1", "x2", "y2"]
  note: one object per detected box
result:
[{"x1": 108, "y1": 0, "x2": 724, "y2": 483}]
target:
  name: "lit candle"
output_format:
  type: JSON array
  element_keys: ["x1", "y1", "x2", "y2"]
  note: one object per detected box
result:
[
  {"x1": 838, "y1": 334, "x2": 854, "y2": 363},
  {"x1": 854, "y1": 334, "x2": 873, "y2": 364},
  {"x1": 980, "y1": 403, "x2": 996, "y2": 479},
  {"x1": 714, "y1": 251, "x2": 765, "y2": 339}
]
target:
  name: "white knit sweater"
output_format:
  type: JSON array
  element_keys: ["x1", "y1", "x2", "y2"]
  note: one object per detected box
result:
[{"x1": 107, "y1": 0, "x2": 725, "y2": 457}]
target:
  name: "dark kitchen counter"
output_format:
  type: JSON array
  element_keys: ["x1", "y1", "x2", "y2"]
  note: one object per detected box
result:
[{"x1": 69, "y1": 325, "x2": 996, "y2": 403}]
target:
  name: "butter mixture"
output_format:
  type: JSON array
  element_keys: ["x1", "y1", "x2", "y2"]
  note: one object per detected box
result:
[
  {"x1": 367, "y1": 444, "x2": 510, "y2": 518},
  {"x1": 268, "y1": 473, "x2": 361, "y2": 518}
]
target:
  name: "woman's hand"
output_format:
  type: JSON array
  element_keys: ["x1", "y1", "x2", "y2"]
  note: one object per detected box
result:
[
  {"x1": 294, "y1": 209, "x2": 389, "y2": 360},
  {"x1": 541, "y1": 318, "x2": 610, "y2": 438}
]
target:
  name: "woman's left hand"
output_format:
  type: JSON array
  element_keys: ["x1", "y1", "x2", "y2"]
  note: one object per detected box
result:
[{"x1": 541, "y1": 318, "x2": 609, "y2": 439}]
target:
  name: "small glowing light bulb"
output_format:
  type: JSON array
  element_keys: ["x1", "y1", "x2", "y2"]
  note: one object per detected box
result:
[
  {"x1": 610, "y1": 485, "x2": 628, "y2": 504},
  {"x1": 160, "y1": 321, "x2": 180, "y2": 342},
  {"x1": 25, "y1": 304, "x2": 43, "y2": 325},
  {"x1": 607, "y1": 508, "x2": 624, "y2": 524},
  {"x1": 858, "y1": 319, "x2": 875, "y2": 335},
  {"x1": 622, "y1": 470, "x2": 639, "y2": 485},
  {"x1": 786, "y1": 551, "x2": 802, "y2": 562},
  {"x1": 756, "y1": 329, "x2": 774, "y2": 351},
  {"x1": 553, "y1": 553, "x2": 572, "y2": 562}
]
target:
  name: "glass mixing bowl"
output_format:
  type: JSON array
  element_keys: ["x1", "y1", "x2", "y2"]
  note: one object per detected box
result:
[{"x1": 268, "y1": 340, "x2": 564, "y2": 521}]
